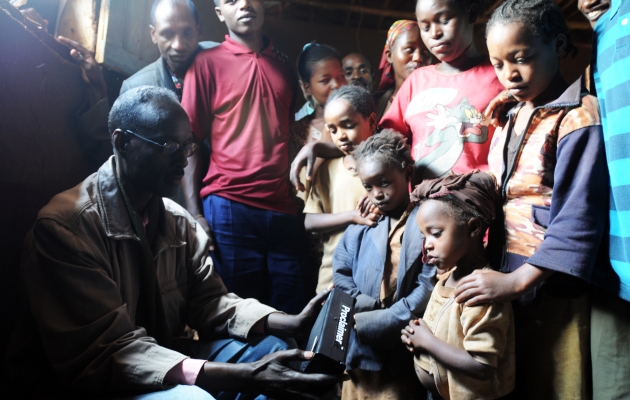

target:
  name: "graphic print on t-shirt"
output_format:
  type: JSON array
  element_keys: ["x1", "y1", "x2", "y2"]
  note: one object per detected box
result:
[{"x1": 405, "y1": 88, "x2": 489, "y2": 181}]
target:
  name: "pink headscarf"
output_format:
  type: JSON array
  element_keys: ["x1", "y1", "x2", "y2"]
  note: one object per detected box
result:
[{"x1": 378, "y1": 20, "x2": 420, "y2": 92}]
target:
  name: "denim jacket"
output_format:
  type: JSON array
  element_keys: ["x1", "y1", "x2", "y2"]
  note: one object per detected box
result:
[{"x1": 333, "y1": 206, "x2": 436, "y2": 371}]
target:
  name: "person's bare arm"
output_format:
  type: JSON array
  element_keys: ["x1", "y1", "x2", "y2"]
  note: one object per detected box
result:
[
  {"x1": 290, "y1": 141, "x2": 343, "y2": 192},
  {"x1": 483, "y1": 89, "x2": 516, "y2": 127},
  {"x1": 182, "y1": 149, "x2": 214, "y2": 249},
  {"x1": 453, "y1": 263, "x2": 553, "y2": 306},
  {"x1": 56, "y1": 36, "x2": 107, "y2": 107},
  {"x1": 401, "y1": 319, "x2": 494, "y2": 381},
  {"x1": 304, "y1": 210, "x2": 378, "y2": 233}
]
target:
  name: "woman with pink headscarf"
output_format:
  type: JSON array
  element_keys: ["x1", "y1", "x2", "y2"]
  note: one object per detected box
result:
[{"x1": 374, "y1": 20, "x2": 434, "y2": 121}]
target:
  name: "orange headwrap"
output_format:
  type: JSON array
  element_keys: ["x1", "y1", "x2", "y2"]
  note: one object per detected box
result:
[{"x1": 378, "y1": 20, "x2": 420, "y2": 92}]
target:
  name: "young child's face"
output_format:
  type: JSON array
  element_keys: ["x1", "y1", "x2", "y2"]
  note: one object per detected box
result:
[
  {"x1": 416, "y1": 200, "x2": 472, "y2": 274},
  {"x1": 487, "y1": 22, "x2": 564, "y2": 105},
  {"x1": 415, "y1": 0, "x2": 475, "y2": 64},
  {"x1": 387, "y1": 27, "x2": 432, "y2": 82},
  {"x1": 358, "y1": 159, "x2": 412, "y2": 214},
  {"x1": 215, "y1": 0, "x2": 265, "y2": 37},
  {"x1": 305, "y1": 59, "x2": 346, "y2": 106},
  {"x1": 325, "y1": 99, "x2": 376, "y2": 155}
]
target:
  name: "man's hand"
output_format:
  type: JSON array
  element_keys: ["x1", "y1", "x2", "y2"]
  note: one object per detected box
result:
[
  {"x1": 265, "y1": 290, "x2": 331, "y2": 340},
  {"x1": 57, "y1": 36, "x2": 107, "y2": 105},
  {"x1": 401, "y1": 318, "x2": 434, "y2": 353},
  {"x1": 483, "y1": 90, "x2": 517, "y2": 127},
  {"x1": 249, "y1": 350, "x2": 340, "y2": 400},
  {"x1": 454, "y1": 263, "x2": 553, "y2": 306},
  {"x1": 195, "y1": 350, "x2": 340, "y2": 399}
]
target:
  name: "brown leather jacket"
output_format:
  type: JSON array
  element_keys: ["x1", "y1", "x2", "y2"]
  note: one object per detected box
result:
[{"x1": 6, "y1": 157, "x2": 276, "y2": 397}]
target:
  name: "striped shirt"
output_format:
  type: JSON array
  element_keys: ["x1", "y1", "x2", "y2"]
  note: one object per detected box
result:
[{"x1": 593, "y1": 0, "x2": 630, "y2": 301}]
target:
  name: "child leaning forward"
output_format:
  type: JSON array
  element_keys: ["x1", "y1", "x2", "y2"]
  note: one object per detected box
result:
[
  {"x1": 303, "y1": 85, "x2": 380, "y2": 292},
  {"x1": 333, "y1": 131, "x2": 436, "y2": 399},
  {"x1": 402, "y1": 171, "x2": 515, "y2": 400}
]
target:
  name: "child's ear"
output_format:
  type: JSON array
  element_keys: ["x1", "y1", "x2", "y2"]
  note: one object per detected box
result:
[
  {"x1": 554, "y1": 34, "x2": 568, "y2": 57},
  {"x1": 300, "y1": 80, "x2": 312, "y2": 97},
  {"x1": 404, "y1": 164, "x2": 415, "y2": 182},
  {"x1": 467, "y1": 217, "x2": 483, "y2": 238},
  {"x1": 368, "y1": 112, "x2": 378, "y2": 133}
]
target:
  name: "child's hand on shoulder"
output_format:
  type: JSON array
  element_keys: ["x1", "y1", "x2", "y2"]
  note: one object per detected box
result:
[
  {"x1": 401, "y1": 319, "x2": 434, "y2": 353},
  {"x1": 352, "y1": 209, "x2": 379, "y2": 227},
  {"x1": 356, "y1": 194, "x2": 383, "y2": 218}
]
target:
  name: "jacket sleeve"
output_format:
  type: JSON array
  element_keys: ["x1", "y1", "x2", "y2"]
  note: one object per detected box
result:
[
  {"x1": 26, "y1": 218, "x2": 187, "y2": 393},
  {"x1": 332, "y1": 226, "x2": 362, "y2": 297},
  {"x1": 354, "y1": 260, "x2": 435, "y2": 346},
  {"x1": 527, "y1": 123, "x2": 608, "y2": 281}
]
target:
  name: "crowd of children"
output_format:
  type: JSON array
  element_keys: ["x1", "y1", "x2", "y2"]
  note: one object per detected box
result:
[{"x1": 181, "y1": 0, "x2": 613, "y2": 398}]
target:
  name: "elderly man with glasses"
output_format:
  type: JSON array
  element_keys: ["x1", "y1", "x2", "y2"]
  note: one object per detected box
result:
[{"x1": 5, "y1": 86, "x2": 338, "y2": 400}]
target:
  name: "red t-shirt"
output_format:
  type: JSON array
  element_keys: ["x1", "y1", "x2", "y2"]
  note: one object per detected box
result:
[
  {"x1": 181, "y1": 36, "x2": 297, "y2": 214},
  {"x1": 380, "y1": 59, "x2": 504, "y2": 182}
]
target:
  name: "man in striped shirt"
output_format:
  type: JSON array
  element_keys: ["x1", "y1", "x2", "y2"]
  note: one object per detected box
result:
[{"x1": 581, "y1": 0, "x2": 630, "y2": 398}]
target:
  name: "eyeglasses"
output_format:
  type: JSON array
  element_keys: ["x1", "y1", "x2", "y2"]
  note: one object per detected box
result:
[{"x1": 124, "y1": 130, "x2": 197, "y2": 158}]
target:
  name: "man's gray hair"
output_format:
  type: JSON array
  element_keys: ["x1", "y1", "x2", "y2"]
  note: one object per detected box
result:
[{"x1": 108, "y1": 86, "x2": 185, "y2": 136}]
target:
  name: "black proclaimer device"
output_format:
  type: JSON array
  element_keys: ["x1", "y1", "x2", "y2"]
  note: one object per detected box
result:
[{"x1": 300, "y1": 288, "x2": 354, "y2": 374}]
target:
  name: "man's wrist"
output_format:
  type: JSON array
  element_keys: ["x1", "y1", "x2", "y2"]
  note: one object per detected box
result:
[
  {"x1": 195, "y1": 361, "x2": 254, "y2": 393},
  {"x1": 266, "y1": 312, "x2": 300, "y2": 337}
]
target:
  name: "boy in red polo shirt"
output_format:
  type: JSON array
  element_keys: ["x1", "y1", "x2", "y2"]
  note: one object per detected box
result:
[{"x1": 181, "y1": 0, "x2": 308, "y2": 313}]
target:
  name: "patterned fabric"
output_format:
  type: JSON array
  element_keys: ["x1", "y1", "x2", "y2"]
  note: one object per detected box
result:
[
  {"x1": 592, "y1": 0, "x2": 630, "y2": 301},
  {"x1": 380, "y1": 59, "x2": 504, "y2": 185},
  {"x1": 487, "y1": 78, "x2": 605, "y2": 274},
  {"x1": 378, "y1": 20, "x2": 420, "y2": 92}
]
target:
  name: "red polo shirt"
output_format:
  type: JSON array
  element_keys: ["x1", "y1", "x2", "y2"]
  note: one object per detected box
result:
[{"x1": 182, "y1": 35, "x2": 297, "y2": 214}]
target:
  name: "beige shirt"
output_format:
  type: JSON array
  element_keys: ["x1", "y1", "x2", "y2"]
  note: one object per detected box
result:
[
  {"x1": 415, "y1": 268, "x2": 515, "y2": 400},
  {"x1": 380, "y1": 210, "x2": 410, "y2": 307},
  {"x1": 304, "y1": 156, "x2": 366, "y2": 292}
]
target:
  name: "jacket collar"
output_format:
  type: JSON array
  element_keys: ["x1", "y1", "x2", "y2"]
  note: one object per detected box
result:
[
  {"x1": 157, "y1": 42, "x2": 210, "y2": 91},
  {"x1": 95, "y1": 157, "x2": 185, "y2": 249},
  {"x1": 158, "y1": 57, "x2": 177, "y2": 92},
  {"x1": 507, "y1": 76, "x2": 585, "y2": 117},
  {"x1": 222, "y1": 34, "x2": 275, "y2": 58},
  {"x1": 368, "y1": 205, "x2": 421, "y2": 281}
]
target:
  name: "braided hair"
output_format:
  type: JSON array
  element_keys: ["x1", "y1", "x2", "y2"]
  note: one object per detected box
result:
[
  {"x1": 486, "y1": 0, "x2": 577, "y2": 57},
  {"x1": 297, "y1": 42, "x2": 342, "y2": 83},
  {"x1": 353, "y1": 129, "x2": 414, "y2": 174},
  {"x1": 326, "y1": 85, "x2": 376, "y2": 119}
]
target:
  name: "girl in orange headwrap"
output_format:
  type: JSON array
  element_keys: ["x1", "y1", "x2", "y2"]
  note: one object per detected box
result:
[{"x1": 375, "y1": 20, "x2": 433, "y2": 121}]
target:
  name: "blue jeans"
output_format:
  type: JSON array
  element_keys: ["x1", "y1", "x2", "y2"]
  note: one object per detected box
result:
[
  {"x1": 113, "y1": 335, "x2": 296, "y2": 400},
  {"x1": 203, "y1": 194, "x2": 312, "y2": 314}
]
